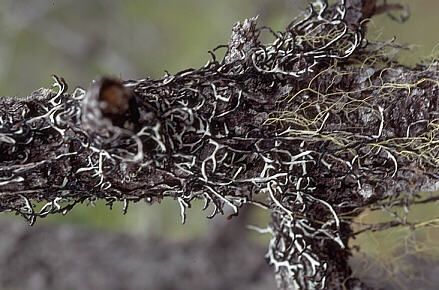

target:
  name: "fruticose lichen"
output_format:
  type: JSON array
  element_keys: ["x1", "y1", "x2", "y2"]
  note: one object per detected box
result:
[{"x1": 1, "y1": 1, "x2": 439, "y2": 289}]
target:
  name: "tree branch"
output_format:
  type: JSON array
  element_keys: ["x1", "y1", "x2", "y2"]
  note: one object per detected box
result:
[{"x1": 1, "y1": 0, "x2": 437, "y2": 289}]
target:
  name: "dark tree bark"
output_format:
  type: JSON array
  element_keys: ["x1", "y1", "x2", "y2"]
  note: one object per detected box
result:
[{"x1": 0, "y1": 0, "x2": 437, "y2": 289}]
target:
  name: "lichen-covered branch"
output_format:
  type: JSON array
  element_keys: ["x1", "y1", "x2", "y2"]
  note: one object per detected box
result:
[{"x1": 1, "y1": 1, "x2": 437, "y2": 289}]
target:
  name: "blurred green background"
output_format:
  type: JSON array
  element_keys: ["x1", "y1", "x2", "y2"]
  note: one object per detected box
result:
[{"x1": 0, "y1": 0, "x2": 439, "y2": 284}]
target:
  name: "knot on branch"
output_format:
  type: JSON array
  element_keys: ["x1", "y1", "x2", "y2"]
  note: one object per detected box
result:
[{"x1": 81, "y1": 77, "x2": 147, "y2": 161}]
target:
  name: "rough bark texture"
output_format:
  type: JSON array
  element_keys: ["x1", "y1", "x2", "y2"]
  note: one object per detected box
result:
[{"x1": 1, "y1": 0, "x2": 438, "y2": 289}]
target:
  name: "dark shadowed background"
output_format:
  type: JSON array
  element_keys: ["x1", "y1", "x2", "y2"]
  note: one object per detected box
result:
[{"x1": 0, "y1": 0, "x2": 438, "y2": 289}]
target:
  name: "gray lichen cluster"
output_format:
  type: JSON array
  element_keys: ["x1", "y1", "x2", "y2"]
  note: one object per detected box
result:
[{"x1": 1, "y1": 1, "x2": 439, "y2": 289}]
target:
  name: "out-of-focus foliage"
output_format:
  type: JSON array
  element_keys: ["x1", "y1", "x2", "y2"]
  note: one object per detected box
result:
[
  {"x1": 0, "y1": 0, "x2": 304, "y2": 96},
  {"x1": 367, "y1": 0, "x2": 439, "y2": 66},
  {"x1": 350, "y1": 195, "x2": 439, "y2": 290}
]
